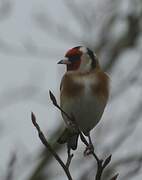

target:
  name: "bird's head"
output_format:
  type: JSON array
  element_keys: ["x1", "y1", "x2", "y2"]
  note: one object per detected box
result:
[{"x1": 58, "y1": 46, "x2": 99, "y2": 72}]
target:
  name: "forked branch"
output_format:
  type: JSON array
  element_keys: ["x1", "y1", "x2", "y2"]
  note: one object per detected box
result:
[
  {"x1": 49, "y1": 90, "x2": 118, "y2": 180},
  {"x1": 31, "y1": 91, "x2": 118, "y2": 180},
  {"x1": 31, "y1": 112, "x2": 73, "y2": 180}
]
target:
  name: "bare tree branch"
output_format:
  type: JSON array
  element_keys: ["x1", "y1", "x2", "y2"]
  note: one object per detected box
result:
[
  {"x1": 31, "y1": 112, "x2": 73, "y2": 180},
  {"x1": 49, "y1": 90, "x2": 117, "y2": 180},
  {"x1": 5, "y1": 152, "x2": 16, "y2": 180}
]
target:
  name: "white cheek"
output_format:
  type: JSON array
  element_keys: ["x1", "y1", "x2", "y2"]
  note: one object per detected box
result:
[
  {"x1": 79, "y1": 47, "x2": 88, "y2": 53},
  {"x1": 79, "y1": 54, "x2": 92, "y2": 71}
]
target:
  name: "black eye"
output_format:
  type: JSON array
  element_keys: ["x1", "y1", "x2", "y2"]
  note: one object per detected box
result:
[{"x1": 69, "y1": 54, "x2": 81, "y2": 62}]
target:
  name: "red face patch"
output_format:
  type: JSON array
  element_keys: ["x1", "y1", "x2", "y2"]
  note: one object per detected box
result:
[
  {"x1": 65, "y1": 47, "x2": 81, "y2": 57},
  {"x1": 67, "y1": 60, "x2": 81, "y2": 71},
  {"x1": 65, "y1": 47, "x2": 82, "y2": 71}
]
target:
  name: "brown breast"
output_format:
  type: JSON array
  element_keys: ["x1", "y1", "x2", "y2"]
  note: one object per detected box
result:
[
  {"x1": 60, "y1": 70, "x2": 109, "y2": 103},
  {"x1": 60, "y1": 73, "x2": 84, "y2": 98},
  {"x1": 91, "y1": 70, "x2": 109, "y2": 103}
]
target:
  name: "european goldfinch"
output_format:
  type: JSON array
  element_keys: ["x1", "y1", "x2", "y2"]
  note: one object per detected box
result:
[{"x1": 57, "y1": 46, "x2": 109, "y2": 150}]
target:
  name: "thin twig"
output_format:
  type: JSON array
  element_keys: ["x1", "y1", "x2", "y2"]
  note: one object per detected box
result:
[
  {"x1": 66, "y1": 145, "x2": 74, "y2": 169},
  {"x1": 49, "y1": 90, "x2": 71, "y2": 121},
  {"x1": 31, "y1": 112, "x2": 73, "y2": 180},
  {"x1": 5, "y1": 152, "x2": 16, "y2": 180},
  {"x1": 49, "y1": 90, "x2": 114, "y2": 180},
  {"x1": 79, "y1": 131, "x2": 112, "y2": 180}
]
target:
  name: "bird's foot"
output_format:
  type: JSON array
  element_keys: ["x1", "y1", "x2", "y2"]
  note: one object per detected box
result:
[{"x1": 84, "y1": 144, "x2": 94, "y2": 156}]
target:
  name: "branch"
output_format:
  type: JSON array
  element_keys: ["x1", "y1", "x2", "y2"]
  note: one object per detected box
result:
[
  {"x1": 49, "y1": 90, "x2": 117, "y2": 180},
  {"x1": 66, "y1": 145, "x2": 74, "y2": 169},
  {"x1": 31, "y1": 112, "x2": 73, "y2": 180},
  {"x1": 5, "y1": 152, "x2": 16, "y2": 180}
]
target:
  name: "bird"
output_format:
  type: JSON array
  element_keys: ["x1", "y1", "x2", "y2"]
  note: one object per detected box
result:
[{"x1": 57, "y1": 46, "x2": 109, "y2": 151}]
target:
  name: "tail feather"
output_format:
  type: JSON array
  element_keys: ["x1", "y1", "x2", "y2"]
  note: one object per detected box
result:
[{"x1": 57, "y1": 128, "x2": 79, "y2": 150}]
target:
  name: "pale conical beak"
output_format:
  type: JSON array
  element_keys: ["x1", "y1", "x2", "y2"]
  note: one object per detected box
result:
[{"x1": 57, "y1": 59, "x2": 71, "y2": 65}]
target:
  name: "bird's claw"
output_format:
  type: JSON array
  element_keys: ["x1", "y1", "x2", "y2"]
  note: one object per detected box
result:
[{"x1": 84, "y1": 144, "x2": 94, "y2": 156}]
